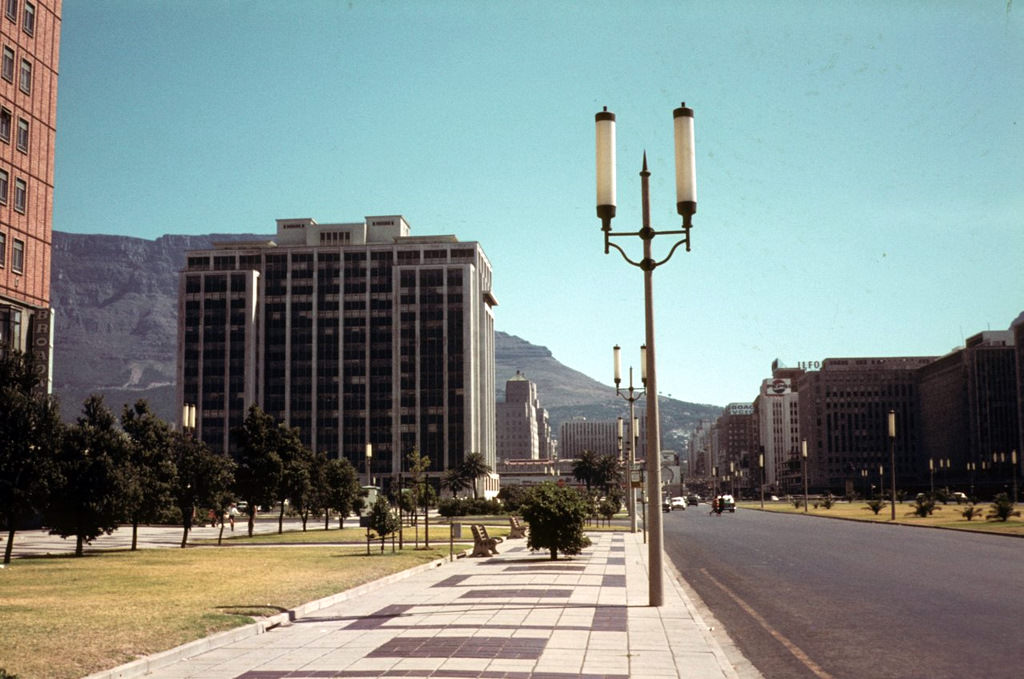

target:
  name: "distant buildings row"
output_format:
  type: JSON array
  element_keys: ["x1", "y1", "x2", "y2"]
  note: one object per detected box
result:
[{"x1": 691, "y1": 321, "x2": 1024, "y2": 497}]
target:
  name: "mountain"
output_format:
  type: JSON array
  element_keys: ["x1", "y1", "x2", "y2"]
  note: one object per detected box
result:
[{"x1": 50, "y1": 231, "x2": 722, "y2": 445}]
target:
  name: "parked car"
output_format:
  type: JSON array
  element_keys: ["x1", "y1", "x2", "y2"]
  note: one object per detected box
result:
[
  {"x1": 686, "y1": 494, "x2": 700, "y2": 506},
  {"x1": 951, "y1": 491, "x2": 969, "y2": 503},
  {"x1": 719, "y1": 494, "x2": 736, "y2": 512},
  {"x1": 670, "y1": 496, "x2": 686, "y2": 511}
]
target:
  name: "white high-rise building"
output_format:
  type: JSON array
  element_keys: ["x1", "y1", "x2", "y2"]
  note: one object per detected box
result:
[{"x1": 177, "y1": 215, "x2": 497, "y2": 484}]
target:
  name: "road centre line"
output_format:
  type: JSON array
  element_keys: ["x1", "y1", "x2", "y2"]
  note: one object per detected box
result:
[{"x1": 700, "y1": 567, "x2": 834, "y2": 679}]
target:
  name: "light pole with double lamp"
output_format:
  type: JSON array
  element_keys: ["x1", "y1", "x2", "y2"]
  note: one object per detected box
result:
[
  {"x1": 614, "y1": 344, "x2": 645, "y2": 534},
  {"x1": 595, "y1": 102, "x2": 697, "y2": 607}
]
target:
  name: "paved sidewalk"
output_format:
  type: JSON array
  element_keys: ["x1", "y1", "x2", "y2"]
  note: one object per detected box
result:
[{"x1": 90, "y1": 531, "x2": 754, "y2": 679}]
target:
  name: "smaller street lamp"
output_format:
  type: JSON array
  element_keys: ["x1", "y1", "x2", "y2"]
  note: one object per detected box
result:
[
  {"x1": 801, "y1": 439, "x2": 809, "y2": 513},
  {"x1": 888, "y1": 410, "x2": 897, "y2": 520},
  {"x1": 614, "y1": 344, "x2": 645, "y2": 534},
  {"x1": 759, "y1": 451, "x2": 765, "y2": 509}
]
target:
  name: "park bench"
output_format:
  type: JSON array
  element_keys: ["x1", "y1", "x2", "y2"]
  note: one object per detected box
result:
[
  {"x1": 470, "y1": 524, "x2": 503, "y2": 557},
  {"x1": 508, "y1": 516, "x2": 527, "y2": 539}
]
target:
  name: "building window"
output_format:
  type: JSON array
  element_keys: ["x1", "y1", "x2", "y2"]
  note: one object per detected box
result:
[
  {"x1": 13, "y1": 177, "x2": 25, "y2": 213},
  {"x1": 0, "y1": 169, "x2": 8, "y2": 205},
  {"x1": 2, "y1": 47, "x2": 13, "y2": 82},
  {"x1": 22, "y1": 1, "x2": 32, "y2": 36},
  {"x1": 0, "y1": 108, "x2": 9, "y2": 142},
  {"x1": 4, "y1": 0, "x2": 15, "y2": 22},
  {"x1": 12, "y1": 237, "x2": 23, "y2": 273},
  {"x1": 16, "y1": 118, "x2": 26, "y2": 152},
  {"x1": 19, "y1": 58, "x2": 30, "y2": 94},
  {"x1": 0, "y1": 231, "x2": 5, "y2": 267}
]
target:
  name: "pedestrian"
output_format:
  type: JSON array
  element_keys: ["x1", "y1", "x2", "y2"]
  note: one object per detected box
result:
[
  {"x1": 710, "y1": 496, "x2": 718, "y2": 515},
  {"x1": 229, "y1": 503, "x2": 239, "y2": 531}
]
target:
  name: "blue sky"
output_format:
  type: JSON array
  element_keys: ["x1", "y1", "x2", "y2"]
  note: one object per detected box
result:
[{"x1": 54, "y1": 1, "x2": 1024, "y2": 407}]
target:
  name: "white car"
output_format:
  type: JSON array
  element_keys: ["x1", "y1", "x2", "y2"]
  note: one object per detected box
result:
[{"x1": 670, "y1": 496, "x2": 686, "y2": 510}]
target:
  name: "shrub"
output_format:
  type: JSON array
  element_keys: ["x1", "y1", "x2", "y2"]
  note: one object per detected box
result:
[
  {"x1": 820, "y1": 495, "x2": 835, "y2": 510},
  {"x1": 986, "y1": 493, "x2": 1022, "y2": 522},
  {"x1": 911, "y1": 495, "x2": 937, "y2": 517},
  {"x1": 864, "y1": 499, "x2": 887, "y2": 515},
  {"x1": 960, "y1": 504, "x2": 982, "y2": 521},
  {"x1": 437, "y1": 497, "x2": 464, "y2": 518},
  {"x1": 497, "y1": 485, "x2": 528, "y2": 512}
]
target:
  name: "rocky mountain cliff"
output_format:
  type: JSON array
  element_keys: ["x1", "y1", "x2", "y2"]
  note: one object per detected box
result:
[{"x1": 50, "y1": 231, "x2": 721, "y2": 445}]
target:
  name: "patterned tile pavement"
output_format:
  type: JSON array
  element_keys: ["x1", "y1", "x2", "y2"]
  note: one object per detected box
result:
[{"x1": 91, "y1": 532, "x2": 749, "y2": 679}]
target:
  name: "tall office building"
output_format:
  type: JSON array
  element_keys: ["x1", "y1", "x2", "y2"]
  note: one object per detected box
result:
[
  {"x1": 797, "y1": 356, "x2": 934, "y2": 493},
  {"x1": 0, "y1": 0, "x2": 58, "y2": 390},
  {"x1": 177, "y1": 215, "x2": 497, "y2": 484},
  {"x1": 753, "y1": 363, "x2": 803, "y2": 493},
  {"x1": 919, "y1": 331, "x2": 1019, "y2": 492},
  {"x1": 496, "y1": 371, "x2": 540, "y2": 460},
  {"x1": 559, "y1": 416, "x2": 647, "y2": 461}
]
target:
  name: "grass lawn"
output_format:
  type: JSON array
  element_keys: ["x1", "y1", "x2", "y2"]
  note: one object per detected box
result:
[
  {"x1": 740, "y1": 500, "x2": 1024, "y2": 535},
  {"x1": 0, "y1": 543, "x2": 451, "y2": 679}
]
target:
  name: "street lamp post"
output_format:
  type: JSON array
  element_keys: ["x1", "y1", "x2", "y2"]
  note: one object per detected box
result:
[
  {"x1": 888, "y1": 410, "x2": 897, "y2": 521},
  {"x1": 182, "y1": 403, "x2": 196, "y2": 437},
  {"x1": 595, "y1": 102, "x2": 697, "y2": 607},
  {"x1": 1012, "y1": 450, "x2": 1019, "y2": 505},
  {"x1": 929, "y1": 457, "x2": 935, "y2": 498},
  {"x1": 614, "y1": 345, "x2": 645, "y2": 534},
  {"x1": 759, "y1": 451, "x2": 765, "y2": 509},
  {"x1": 365, "y1": 443, "x2": 373, "y2": 488},
  {"x1": 801, "y1": 440, "x2": 809, "y2": 513}
]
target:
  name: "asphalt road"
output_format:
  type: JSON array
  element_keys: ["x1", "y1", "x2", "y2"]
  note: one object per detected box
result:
[{"x1": 662, "y1": 505, "x2": 1024, "y2": 679}]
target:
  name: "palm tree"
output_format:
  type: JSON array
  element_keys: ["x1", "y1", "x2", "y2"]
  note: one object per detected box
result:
[
  {"x1": 442, "y1": 467, "x2": 472, "y2": 498},
  {"x1": 572, "y1": 450, "x2": 600, "y2": 493},
  {"x1": 459, "y1": 452, "x2": 491, "y2": 499}
]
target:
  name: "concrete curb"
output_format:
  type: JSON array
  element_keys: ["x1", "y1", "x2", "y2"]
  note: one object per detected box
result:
[{"x1": 82, "y1": 552, "x2": 463, "y2": 679}]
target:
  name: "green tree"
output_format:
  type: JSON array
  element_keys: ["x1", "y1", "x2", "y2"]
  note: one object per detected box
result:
[
  {"x1": 323, "y1": 456, "x2": 361, "y2": 528},
  {"x1": 120, "y1": 400, "x2": 176, "y2": 550},
  {"x1": 0, "y1": 348, "x2": 62, "y2": 564},
  {"x1": 403, "y1": 447, "x2": 434, "y2": 546},
  {"x1": 986, "y1": 493, "x2": 1022, "y2": 522},
  {"x1": 276, "y1": 426, "x2": 313, "y2": 533},
  {"x1": 303, "y1": 449, "x2": 330, "y2": 530},
  {"x1": 170, "y1": 430, "x2": 235, "y2": 547},
  {"x1": 44, "y1": 396, "x2": 130, "y2": 557},
  {"x1": 367, "y1": 495, "x2": 400, "y2": 553},
  {"x1": 232, "y1": 405, "x2": 284, "y2": 536},
  {"x1": 519, "y1": 482, "x2": 592, "y2": 560},
  {"x1": 572, "y1": 450, "x2": 600, "y2": 493}
]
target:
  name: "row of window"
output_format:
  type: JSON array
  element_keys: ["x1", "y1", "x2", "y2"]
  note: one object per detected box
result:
[
  {"x1": 4, "y1": 0, "x2": 34, "y2": 37},
  {"x1": 0, "y1": 230, "x2": 25, "y2": 273},
  {"x1": 0, "y1": 169, "x2": 27, "y2": 212},
  {"x1": 0, "y1": 107, "x2": 28, "y2": 150},
  {"x1": 1, "y1": 44, "x2": 32, "y2": 94}
]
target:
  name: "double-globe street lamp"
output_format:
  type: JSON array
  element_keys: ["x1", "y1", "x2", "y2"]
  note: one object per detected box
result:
[
  {"x1": 595, "y1": 102, "x2": 697, "y2": 607},
  {"x1": 614, "y1": 344, "x2": 645, "y2": 534}
]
